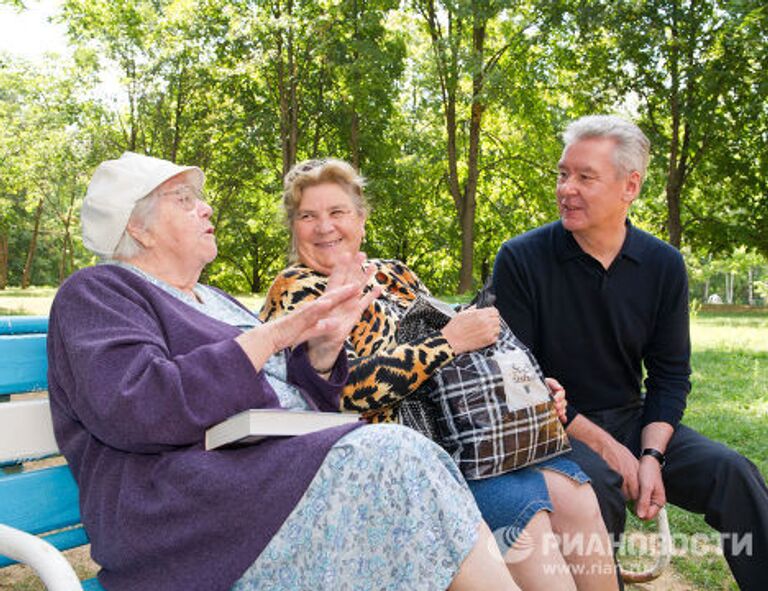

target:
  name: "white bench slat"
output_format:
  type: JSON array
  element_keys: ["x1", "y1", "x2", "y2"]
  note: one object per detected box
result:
[{"x1": 0, "y1": 398, "x2": 59, "y2": 464}]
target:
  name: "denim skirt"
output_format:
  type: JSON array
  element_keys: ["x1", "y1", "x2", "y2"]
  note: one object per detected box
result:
[{"x1": 466, "y1": 454, "x2": 589, "y2": 553}]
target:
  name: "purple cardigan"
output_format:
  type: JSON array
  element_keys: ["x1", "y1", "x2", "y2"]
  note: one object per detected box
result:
[{"x1": 47, "y1": 265, "x2": 361, "y2": 591}]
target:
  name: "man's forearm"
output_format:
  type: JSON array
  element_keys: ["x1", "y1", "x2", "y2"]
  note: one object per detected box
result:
[
  {"x1": 568, "y1": 413, "x2": 644, "y2": 500},
  {"x1": 566, "y1": 413, "x2": 616, "y2": 454},
  {"x1": 640, "y1": 421, "x2": 674, "y2": 453}
]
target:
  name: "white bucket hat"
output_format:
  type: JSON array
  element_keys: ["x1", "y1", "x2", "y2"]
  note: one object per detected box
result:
[{"x1": 81, "y1": 151, "x2": 204, "y2": 257}]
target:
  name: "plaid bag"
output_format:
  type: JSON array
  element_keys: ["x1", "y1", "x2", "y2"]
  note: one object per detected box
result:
[{"x1": 397, "y1": 293, "x2": 571, "y2": 480}]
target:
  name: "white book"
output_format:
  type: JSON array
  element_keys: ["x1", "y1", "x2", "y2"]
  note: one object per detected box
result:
[{"x1": 205, "y1": 408, "x2": 361, "y2": 450}]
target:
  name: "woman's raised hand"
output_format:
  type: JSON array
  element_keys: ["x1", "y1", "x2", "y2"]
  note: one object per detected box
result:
[
  {"x1": 236, "y1": 252, "x2": 378, "y2": 371},
  {"x1": 544, "y1": 377, "x2": 568, "y2": 424},
  {"x1": 305, "y1": 252, "x2": 380, "y2": 373},
  {"x1": 441, "y1": 306, "x2": 500, "y2": 355}
]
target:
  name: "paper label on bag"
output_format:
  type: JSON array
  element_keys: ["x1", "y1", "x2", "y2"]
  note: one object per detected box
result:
[{"x1": 495, "y1": 349, "x2": 551, "y2": 410}]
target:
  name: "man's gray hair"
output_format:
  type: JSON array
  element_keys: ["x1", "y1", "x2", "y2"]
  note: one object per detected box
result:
[
  {"x1": 563, "y1": 115, "x2": 651, "y2": 183},
  {"x1": 111, "y1": 191, "x2": 160, "y2": 260}
]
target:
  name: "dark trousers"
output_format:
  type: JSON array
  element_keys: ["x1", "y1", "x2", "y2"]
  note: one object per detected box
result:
[{"x1": 567, "y1": 404, "x2": 768, "y2": 591}]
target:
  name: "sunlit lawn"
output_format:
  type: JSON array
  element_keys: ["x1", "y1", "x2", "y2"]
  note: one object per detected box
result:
[
  {"x1": 0, "y1": 287, "x2": 263, "y2": 316},
  {"x1": 624, "y1": 309, "x2": 767, "y2": 590}
]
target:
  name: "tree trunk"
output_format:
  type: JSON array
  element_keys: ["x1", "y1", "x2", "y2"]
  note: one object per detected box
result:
[
  {"x1": 170, "y1": 65, "x2": 186, "y2": 163},
  {"x1": 125, "y1": 58, "x2": 139, "y2": 151},
  {"x1": 350, "y1": 110, "x2": 360, "y2": 170},
  {"x1": 480, "y1": 257, "x2": 489, "y2": 285},
  {"x1": 420, "y1": 0, "x2": 500, "y2": 293},
  {"x1": 58, "y1": 234, "x2": 68, "y2": 285},
  {"x1": 458, "y1": 197, "x2": 476, "y2": 293},
  {"x1": 287, "y1": 50, "x2": 299, "y2": 172},
  {"x1": 664, "y1": 14, "x2": 684, "y2": 249},
  {"x1": 349, "y1": 0, "x2": 361, "y2": 170},
  {"x1": 250, "y1": 233, "x2": 261, "y2": 294},
  {"x1": 0, "y1": 232, "x2": 8, "y2": 289},
  {"x1": 457, "y1": 13, "x2": 486, "y2": 293},
  {"x1": 665, "y1": 178, "x2": 683, "y2": 249},
  {"x1": 22, "y1": 198, "x2": 44, "y2": 289},
  {"x1": 275, "y1": 0, "x2": 299, "y2": 178},
  {"x1": 59, "y1": 189, "x2": 77, "y2": 284}
]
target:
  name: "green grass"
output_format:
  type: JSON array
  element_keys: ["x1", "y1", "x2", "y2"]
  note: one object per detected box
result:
[
  {"x1": 0, "y1": 287, "x2": 263, "y2": 317},
  {"x1": 0, "y1": 287, "x2": 58, "y2": 316},
  {"x1": 623, "y1": 310, "x2": 767, "y2": 590}
]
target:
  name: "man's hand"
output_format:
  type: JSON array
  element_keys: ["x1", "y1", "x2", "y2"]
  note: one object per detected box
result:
[
  {"x1": 635, "y1": 456, "x2": 666, "y2": 520},
  {"x1": 598, "y1": 436, "x2": 641, "y2": 501},
  {"x1": 566, "y1": 414, "x2": 640, "y2": 500},
  {"x1": 635, "y1": 421, "x2": 674, "y2": 520}
]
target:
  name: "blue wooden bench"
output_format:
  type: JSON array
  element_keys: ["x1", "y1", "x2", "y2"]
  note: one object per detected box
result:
[{"x1": 0, "y1": 315, "x2": 104, "y2": 591}]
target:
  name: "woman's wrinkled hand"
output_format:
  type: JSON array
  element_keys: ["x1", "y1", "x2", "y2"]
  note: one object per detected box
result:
[
  {"x1": 544, "y1": 377, "x2": 568, "y2": 424},
  {"x1": 237, "y1": 251, "x2": 379, "y2": 372},
  {"x1": 441, "y1": 306, "x2": 500, "y2": 355},
  {"x1": 305, "y1": 251, "x2": 380, "y2": 372}
]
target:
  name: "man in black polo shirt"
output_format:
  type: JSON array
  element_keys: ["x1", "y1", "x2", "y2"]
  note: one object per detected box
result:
[{"x1": 493, "y1": 115, "x2": 767, "y2": 589}]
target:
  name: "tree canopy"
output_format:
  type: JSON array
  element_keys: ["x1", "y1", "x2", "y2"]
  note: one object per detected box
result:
[{"x1": 1, "y1": 0, "x2": 766, "y2": 295}]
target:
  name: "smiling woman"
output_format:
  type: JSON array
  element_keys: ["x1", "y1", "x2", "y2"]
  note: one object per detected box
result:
[
  {"x1": 261, "y1": 157, "x2": 621, "y2": 591},
  {"x1": 282, "y1": 158, "x2": 370, "y2": 275},
  {"x1": 292, "y1": 182, "x2": 366, "y2": 275}
]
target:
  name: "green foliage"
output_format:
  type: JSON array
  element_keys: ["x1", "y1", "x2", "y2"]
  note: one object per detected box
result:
[
  {"x1": 755, "y1": 280, "x2": 768, "y2": 301},
  {"x1": 684, "y1": 246, "x2": 768, "y2": 305},
  {"x1": 0, "y1": 1, "x2": 765, "y2": 293},
  {"x1": 546, "y1": 0, "x2": 768, "y2": 253},
  {"x1": 0, "y1": 52, "x2": 110, "y2": 287}
]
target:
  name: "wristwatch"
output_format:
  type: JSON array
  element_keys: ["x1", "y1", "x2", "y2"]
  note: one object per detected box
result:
[{"x1": 641, "y1": 448, "x2": 666, "y2": 468}]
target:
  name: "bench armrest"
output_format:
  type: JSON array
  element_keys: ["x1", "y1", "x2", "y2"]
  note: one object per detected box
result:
[{"x1": 0, "y1": 524, "x2": 84, "y2": 591}]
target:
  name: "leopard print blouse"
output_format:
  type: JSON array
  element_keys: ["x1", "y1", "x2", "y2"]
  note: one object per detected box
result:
[{"x1": 260, "y1": 259, "x2": 455, "y2": 423}]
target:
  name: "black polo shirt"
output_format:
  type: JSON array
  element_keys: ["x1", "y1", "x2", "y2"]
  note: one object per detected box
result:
[{"x1": 493, "y1": 220, "x2": 691, "y2": 428}]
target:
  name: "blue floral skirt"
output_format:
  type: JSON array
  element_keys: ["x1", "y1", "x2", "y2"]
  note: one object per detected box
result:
[{"x1": 232, "y1": 424, "x2": 482, "y2": 591}]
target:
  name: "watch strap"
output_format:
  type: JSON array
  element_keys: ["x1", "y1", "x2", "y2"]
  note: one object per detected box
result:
[{"x1": 641, "y1": 447, "x2": 666, "y2": 468}]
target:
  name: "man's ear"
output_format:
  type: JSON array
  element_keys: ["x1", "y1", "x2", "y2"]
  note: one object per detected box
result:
[{"x1": 623, "y1": 170, "x2": 642, "y2": 204}]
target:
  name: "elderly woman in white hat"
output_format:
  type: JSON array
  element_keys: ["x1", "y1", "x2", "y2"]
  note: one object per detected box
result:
[{"x1": 48, "y1": 152, "x2": 524, "y2": 591}]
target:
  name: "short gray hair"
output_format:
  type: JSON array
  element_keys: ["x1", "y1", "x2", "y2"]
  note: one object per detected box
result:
[
  {"x1": 111, "y1": 191, "x2": 160, "y2": 260},
  {"x1": 562, "y1": 115, "x2": 651, "y2": 183},
  {"x1": 283, "y1": 158, "x2": 369, "y2": 226}
]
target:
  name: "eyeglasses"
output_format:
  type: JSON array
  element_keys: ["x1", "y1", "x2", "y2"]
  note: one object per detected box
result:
[{"x1": 160, "y1": 184, "x2": 208, "y2": 212}]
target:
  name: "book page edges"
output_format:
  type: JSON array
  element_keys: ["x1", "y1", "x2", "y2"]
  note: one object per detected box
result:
[{"x1": 205, "y1": 409, "x2": 359, "y2": 451}]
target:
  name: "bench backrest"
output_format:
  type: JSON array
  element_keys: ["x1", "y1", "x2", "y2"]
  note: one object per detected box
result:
[{"x1": 0, "y1": 315, "x2": 88, "y2": 569}]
